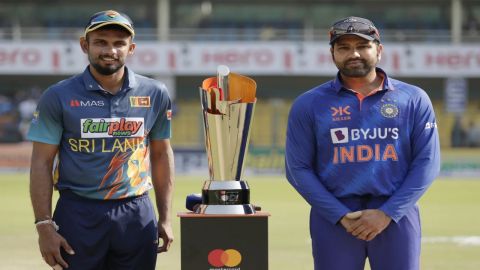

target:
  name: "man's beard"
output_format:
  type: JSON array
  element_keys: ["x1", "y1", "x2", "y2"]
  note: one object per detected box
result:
[
  {"x1": 337, "y1": 58, "x2": 377, "y2": 77},
  {"x1": 89, "y1": 56, "x2": 124, "y2": 75}
]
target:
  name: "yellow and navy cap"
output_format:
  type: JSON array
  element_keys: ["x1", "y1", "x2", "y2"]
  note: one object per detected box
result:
[{"x1": 84, "y1": 10, "x2": 135, "y2": 37}]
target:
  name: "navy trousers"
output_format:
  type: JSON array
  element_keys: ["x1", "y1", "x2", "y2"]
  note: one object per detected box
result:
[
  {"x1": 53, "y1": 190, "x2": 158, "y2": 270},
  {"x1": 310, "y1": 196, "x2": 421, "y2": 270}
]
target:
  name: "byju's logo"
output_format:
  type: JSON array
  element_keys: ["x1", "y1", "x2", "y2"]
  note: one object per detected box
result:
[
  {"x1": 330, "y1": 128, "x2": 349, "y2": 144},
  {"x1": 208, "y1": 249, "x2": 242, "y2": 268}
]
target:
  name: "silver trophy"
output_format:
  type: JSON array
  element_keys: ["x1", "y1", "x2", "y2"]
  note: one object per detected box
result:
[{"x1": 196, "y1": 65, "x2": 257, "y2": 214}]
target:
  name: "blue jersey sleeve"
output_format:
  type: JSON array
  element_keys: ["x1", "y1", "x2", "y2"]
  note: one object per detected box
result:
[
  {"x1": 27, "y1": 87, "x2": 63, "y2": 145},
  {"x1": 149, "y1": 84, "x2": 172, "y2": 140},
  {"x1": 285, "y1": 94, "x2": 350, "y2": 224},
  {"x1": 379, "y1": 90, "x2": 440, "y2": 222}
]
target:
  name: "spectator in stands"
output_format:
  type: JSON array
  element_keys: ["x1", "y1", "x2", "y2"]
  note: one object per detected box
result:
[
  {"x1": 466, "y1": 120, "x2": 480, "y2": 147},
  {"x1": 451, "y1": 115, "x2": 466, "y2": 147},
  {"x1": 0, "y1": 95, "x2": 22, "y2": 143},
  {"x1": 464, "y1": 10, "x2": 480, "y2": 35},
  {"x1": 17, "y1": 89, "x2": 39, "y2": 140}
]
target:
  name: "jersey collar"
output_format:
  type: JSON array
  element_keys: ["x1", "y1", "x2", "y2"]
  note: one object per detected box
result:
[
  {"x1": 331, "y1": 67, "x2": 395, "y2": 93},
  {"x1": 81, "y1": 66, "x2": 138, "y2": 93}
]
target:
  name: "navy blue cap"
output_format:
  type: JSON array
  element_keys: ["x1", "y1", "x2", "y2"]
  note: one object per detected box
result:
[{"x1": 329, "y1": 16, "x2": 380, "y2": 45}]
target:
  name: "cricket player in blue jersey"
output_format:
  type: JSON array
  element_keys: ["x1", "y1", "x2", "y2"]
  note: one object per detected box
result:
[
  {"x1": 28, "y1": 10, "x2": 174, "y2": 270},
  {"x1": 285, "y1": 16, "x2": 440, "y2": 270}
]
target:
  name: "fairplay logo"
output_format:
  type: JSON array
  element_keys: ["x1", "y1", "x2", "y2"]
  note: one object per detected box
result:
[
  {"x1": 208, "y1": 249, "x2": 242, "y2": 268},
  {"x1": 80, "y1": 117, "x2": 144, "y2": 138}
]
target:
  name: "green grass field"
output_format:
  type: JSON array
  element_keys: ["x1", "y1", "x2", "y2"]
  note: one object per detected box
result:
[{"x1": 1, "y1": 173, "x2": 479, "y2": 270}]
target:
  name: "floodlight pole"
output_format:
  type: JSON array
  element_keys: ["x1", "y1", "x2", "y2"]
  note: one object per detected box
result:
[
  {"x1": 157, "y1": 0, "x2": 170, "y2": 41},
  {"x1": 451, "y1": 0, "x2": 462, "y2": 44}
]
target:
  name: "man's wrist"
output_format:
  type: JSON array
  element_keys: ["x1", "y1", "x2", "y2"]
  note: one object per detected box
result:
[
  {"x1": 34, "y1": 216, "x2": 52, "y2": 224},
  {"x1": 35, "y1": 219, "x2": 59, "y2": 231}
]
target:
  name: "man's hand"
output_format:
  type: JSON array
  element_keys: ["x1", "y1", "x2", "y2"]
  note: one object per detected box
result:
[
  {"x1": 340, "y1": 211, "x2": 363, "y2": 232},
  {"x1": 37, "y1": 224, "x2": 74, "y2": 269},
  {"x1": 348, "y1": 209, "x2": 392, "y2": 241},
  {"x1": 157, "y1": 222, "x2": 174, "y2": 253}
]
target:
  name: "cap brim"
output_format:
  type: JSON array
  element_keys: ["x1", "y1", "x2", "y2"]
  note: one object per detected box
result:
[
  {"x1": 84, "y1": 22, "x2": 135, "y2": 37},
  {"x1": 330, "y1": 33, "x2": 376, "y2": 45}
]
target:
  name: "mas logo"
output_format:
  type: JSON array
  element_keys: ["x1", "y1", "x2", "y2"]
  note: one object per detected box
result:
[
  {"x1": 208, "y1": 249, "x2": 242, "y2": 269},
  {"x1": 130, "y1": 96, "x2": 151, "y2": 107},
  {"x1": 81, "y1": 117, "x2": 144, "y2": 138},
  {"x1": 70, "y1": 100, "x2": 105, "y2": 107}
]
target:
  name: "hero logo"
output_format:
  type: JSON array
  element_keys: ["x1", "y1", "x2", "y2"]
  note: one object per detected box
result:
[
  {"x1": 81, "y1": 117, "x2": 144, "y2": 138},
  {"x1": 70, "y1": 100, "x2": 105, "y2": 107},
  {"x1": 331, "y1": 127, "x2": 399, "y2": 144}
]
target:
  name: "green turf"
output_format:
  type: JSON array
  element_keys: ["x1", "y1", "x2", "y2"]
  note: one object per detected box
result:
[{"x1": 1, "y1": 173, "x2": 479, "y2": 269}]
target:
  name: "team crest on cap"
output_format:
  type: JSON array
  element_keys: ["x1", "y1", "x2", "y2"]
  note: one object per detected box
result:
[
  {"x1": 105, "y1": 10, "x2": 119, "y2": 18},
  {"x1": 381, "y1": 103, "x2": 399, "y2": 118}
]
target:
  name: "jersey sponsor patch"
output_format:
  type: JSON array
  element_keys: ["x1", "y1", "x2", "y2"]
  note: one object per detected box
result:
[
  {"x1": 130, "y1": 96, "x2": 151, "y2": 107},
  {"x1": 425, "y1": 122, "x2": 438, "y2": 129},
  {"x1": 166, "y1": 109, "x2": 172, "y2": 120},
  {"x1": 330, "y1": 128, "x2": 349, "y2": 144},
  {"x1": 69, "y1": 100, "x2": 105, "y2": 107},
  {"x1": 331, "y1": 106, "x2": 352, "y2": 121},
  {"x1": 81, "y1": 117, "x2": 145, "y2": 138},
  {"x1": 331, "y1": 127, "x2": 399, "y2": 144}
]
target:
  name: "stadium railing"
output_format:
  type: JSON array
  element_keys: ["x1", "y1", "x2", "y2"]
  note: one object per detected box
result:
[{"x1": 0, "y1": 27, "x2": 475, "y2": 43}]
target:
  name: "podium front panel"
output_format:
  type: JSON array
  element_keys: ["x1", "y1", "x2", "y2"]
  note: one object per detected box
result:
[{"x1": 179, "y1": 213, "x2": 269, "y2": 270}]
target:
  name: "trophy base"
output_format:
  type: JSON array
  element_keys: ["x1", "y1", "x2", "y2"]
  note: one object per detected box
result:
[
  {"x1": 195, "y1": 204, "x2": 256, "y2": 215},
  {"x1": 195, "y1": 180, "x2": 255, "y2": 215}
]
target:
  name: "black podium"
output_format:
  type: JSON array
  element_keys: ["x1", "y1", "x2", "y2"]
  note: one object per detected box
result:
[{"x1": 178, "y1": 212, "x2": 269, "y2": 270}]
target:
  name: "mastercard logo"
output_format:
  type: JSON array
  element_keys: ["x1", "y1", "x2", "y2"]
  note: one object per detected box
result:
[{"x1": 208, "y1": 249, "x2": 242, "y2": 267}]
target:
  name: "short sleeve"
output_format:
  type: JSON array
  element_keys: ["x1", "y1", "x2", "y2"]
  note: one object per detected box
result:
[
  {"x1": 27, "y1": 88, "x2": 63, "y2": 145},
  {"x1": 149, "y1": 87, "x2": 172, "y2": 140}
]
